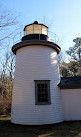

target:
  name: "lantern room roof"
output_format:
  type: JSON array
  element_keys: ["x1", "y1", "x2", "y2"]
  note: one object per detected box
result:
[{"x1": 24, "y1": 21, "x2": 48, "y2": 31}]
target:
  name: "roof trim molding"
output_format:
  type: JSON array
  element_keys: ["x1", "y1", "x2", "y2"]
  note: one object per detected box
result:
[{"x1": 12, "y1": 40, "x2": 61, "y2": 55}]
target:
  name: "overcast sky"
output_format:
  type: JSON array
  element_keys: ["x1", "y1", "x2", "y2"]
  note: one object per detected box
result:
[{"x1": 1, "y1": 0, "x2": 81, "y2": 51}]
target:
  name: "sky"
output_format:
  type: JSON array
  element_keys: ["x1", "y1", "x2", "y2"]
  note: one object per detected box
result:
[{"x1": 1, "y1": 0, "x2": 81, "y2": 53}]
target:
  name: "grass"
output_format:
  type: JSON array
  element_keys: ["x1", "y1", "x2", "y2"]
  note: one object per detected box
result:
[{"x1": 0, "y1": 115, "x2": 81, "y2": 137}]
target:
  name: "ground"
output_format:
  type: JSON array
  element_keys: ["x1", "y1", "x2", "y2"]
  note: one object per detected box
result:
[{"x1": 0, "y1": 115, "x2": 81, "y2": 137}]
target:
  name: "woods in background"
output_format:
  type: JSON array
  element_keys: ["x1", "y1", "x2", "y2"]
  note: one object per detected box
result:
[
  {"x1": 0, "y1": 7, "x2": 19, "y2": 114},
  {"x1": 60, "y1": 38, "x2": 81, "y2": 77}
]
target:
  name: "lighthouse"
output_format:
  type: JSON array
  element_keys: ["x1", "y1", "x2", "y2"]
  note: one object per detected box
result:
[{"x1": 11, "y1": 21, "x2": 64, "y2": 125}]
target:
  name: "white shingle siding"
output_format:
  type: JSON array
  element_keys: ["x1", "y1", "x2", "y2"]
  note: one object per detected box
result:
[
  {"x1": 61, "y1": 89, "x2": 81, "y2": 121},
  {"x1": 11, "y1": 45, "x2": 64, "y2": 125}
]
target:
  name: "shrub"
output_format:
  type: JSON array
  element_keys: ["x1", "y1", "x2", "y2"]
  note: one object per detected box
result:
[{"x1": 0, "y1": 96, "x2": 11, "y2": 115}]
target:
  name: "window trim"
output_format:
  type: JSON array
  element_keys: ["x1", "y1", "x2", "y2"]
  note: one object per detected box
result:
[{"x1": 34, "y1": 80, "x2": 51, "y2": 105}]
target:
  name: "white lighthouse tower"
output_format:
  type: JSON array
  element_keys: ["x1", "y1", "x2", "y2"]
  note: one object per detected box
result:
[{"x1": 11, "y1": 21, "x2": 64, "y2": 125}]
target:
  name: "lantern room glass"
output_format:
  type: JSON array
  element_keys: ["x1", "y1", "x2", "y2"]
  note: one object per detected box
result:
[{"x1": 25, "y1": 24, "x2": 48, "y2": 35}]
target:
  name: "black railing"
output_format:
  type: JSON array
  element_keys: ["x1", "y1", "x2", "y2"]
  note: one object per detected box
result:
[{"x1": 13, "y1": 31, "x2": 60, "y2": 45}]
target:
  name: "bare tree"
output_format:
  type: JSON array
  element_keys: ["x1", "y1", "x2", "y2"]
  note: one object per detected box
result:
[
  {"x1": 0, "y1": 10, "x2": 18, "y2": 42},
  {"x1": 0, "y1": 43, "x2": 15, "y2": 98}
]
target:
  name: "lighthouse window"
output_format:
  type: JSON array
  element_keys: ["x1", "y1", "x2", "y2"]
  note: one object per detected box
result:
[{"x1": 35, "y1": 80, "x2": 51, "y2": 105}]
